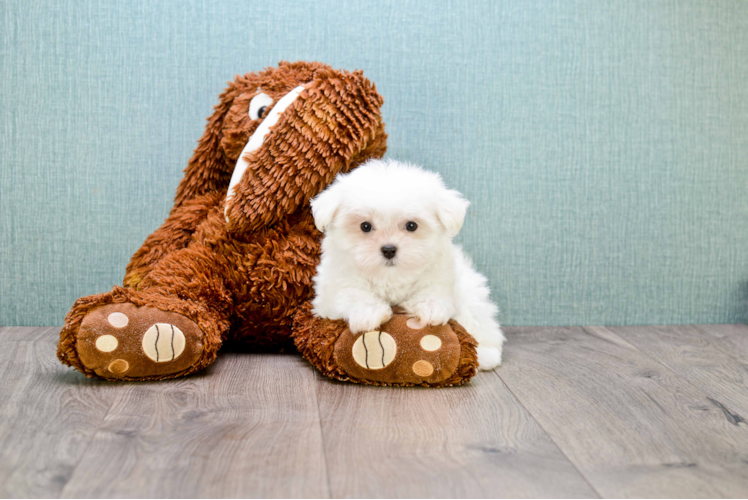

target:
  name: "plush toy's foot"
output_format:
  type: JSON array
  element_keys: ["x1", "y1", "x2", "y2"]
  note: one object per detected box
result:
[
  {"x1": 75, "y1": 303, "x2": 204, "y2": 379},
  {"x1": 293, "y1": 305, "x2": 478, "y2": 387},
  {"x1": 58, "y1": 287, "x2": 224, "y2": 381}
]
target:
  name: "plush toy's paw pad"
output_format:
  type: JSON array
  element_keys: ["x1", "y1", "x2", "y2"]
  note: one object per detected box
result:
[
  {"x1": 76, "y1": 303, "x2": 204, "y2": 380},
  {"x1": 334, "y1": 310, "x2": 462, "y2": 385}
]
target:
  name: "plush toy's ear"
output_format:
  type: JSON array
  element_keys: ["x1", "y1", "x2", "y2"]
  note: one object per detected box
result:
[
  {"x1": 172, "y1": 83, "x2": 240, "y2": 210},
  {"x1": 310, "y1": 182, "x2": 344, "y2": 232},
  {"x1": 436, "y1": 188, "x2": 470, "y2": 238}
]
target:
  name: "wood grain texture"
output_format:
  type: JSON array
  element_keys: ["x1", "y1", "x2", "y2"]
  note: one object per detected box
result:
[
  {"x1": 315, "y1": 371, "x2": 598, "y2": 498},
  {"x1": 608, "y1": 324, "x2": 748, "y2": 417},
  {"x1": 60, "y1": 353, "x2": 329, "y2": 499},
  {"x1": 4, "y1": 326, "x2": 748, "y2": 498},
  {"x1": 498, "y1": 326, "x2": 748, "y2": 498},
  {"x1": 0, "y1": 328, "x2": 118, "y2": 498},
  {"x1": 0, "y1": 326, "x2": 63, "y2": 342}
]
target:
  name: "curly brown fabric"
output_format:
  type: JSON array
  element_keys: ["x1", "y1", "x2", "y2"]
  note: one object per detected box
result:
[{"x1": 56, "y1": 61, "x2": 479, "y2": 386}]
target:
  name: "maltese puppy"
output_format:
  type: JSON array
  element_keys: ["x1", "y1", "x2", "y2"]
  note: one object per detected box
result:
[{"x1": 310, "y1": 159, "x2": 505, "y2": 370}]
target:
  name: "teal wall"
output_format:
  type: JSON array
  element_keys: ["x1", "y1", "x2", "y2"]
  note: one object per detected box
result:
[{"x1": 2, "y1": 0, "x2": 747, "y2": 326}]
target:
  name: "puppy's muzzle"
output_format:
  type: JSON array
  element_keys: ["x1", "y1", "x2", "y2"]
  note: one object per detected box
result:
[{"x1": 381, "y1": 245, "x2": 397, "y2": 260}]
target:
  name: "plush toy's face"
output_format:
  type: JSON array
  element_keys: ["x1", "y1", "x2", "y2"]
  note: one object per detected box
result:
[
  {"x1": 220, "y1": 64, "x2": 321, "y2": 166},
  {"x1": 194, "y1": 62, "x2": 386, "y2": 233}
]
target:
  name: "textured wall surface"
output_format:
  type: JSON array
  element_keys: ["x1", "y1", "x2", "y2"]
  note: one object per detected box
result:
[{"x1": 2, "y1": 0, "x2": 747, "y2": 326}]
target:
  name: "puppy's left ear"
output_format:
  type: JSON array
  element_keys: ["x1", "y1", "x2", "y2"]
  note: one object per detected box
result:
[
  {"x1": 436, "y1": 189, "x2": 470, "y2": 237},
  {"x1": 310, "y1": 182, "x2": 344, "y2": 232}
]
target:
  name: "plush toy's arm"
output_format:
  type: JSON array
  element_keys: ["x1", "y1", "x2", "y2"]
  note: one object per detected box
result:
[
  {"x1": 124, "y1": 192, "x2": 222, "y2": 288},
  {"x1": 127, "y1": 82, "x2": 239, "y2": 286},
  {"x1": 232, "y1": 209, "x2": 322, "y2": 328}
]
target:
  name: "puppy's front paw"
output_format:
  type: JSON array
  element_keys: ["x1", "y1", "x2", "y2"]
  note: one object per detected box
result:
[
  {"x1": 477, "y1": 346, "x2": 502, "y2": 370},
  {"x1": 405, "y1": 300, "x2": 454, "y2": 327},
  {"x1": 347, "y1": 304, "x2": 393, "y2": 334}
]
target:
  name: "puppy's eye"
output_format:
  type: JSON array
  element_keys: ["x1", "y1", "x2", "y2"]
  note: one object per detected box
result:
[
  {"x1": 360, "y1": 222, "x2": 373, "y2": 233},
  {"x1": 249, "y1": 92, "x2": 274, "y2": 120},
  {"x1": 405, "y1": 221, "x2": 418, "y2": 232}
]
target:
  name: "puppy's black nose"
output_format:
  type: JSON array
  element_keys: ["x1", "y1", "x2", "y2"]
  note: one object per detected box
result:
[{"x1": 381, "y1": 245, "x2": 397, "y2": 259}]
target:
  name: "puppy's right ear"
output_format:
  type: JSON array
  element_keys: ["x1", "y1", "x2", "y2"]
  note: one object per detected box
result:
[
  {"x1": 435, "y1": 188, "x2": 470, "y2": 238},
  {"x1": 311, "y1": 182, "x2": 344, "y2": 232}
]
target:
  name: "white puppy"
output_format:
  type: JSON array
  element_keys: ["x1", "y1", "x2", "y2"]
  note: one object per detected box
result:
[{"x1": 310, "y1": 159, "x2": 505, "y2": 370}]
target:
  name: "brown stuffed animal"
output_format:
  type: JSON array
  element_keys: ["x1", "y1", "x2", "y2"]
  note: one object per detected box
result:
[{"x1": 57, "y1": 61, "x2": 478, "y2": 387}]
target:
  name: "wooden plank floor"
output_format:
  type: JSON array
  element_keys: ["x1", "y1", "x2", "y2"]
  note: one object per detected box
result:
[{"x1": 1, "y1": 325, "x2": 747, "y2": 498}]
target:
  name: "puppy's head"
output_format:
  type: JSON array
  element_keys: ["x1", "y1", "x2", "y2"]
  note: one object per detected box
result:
[{"x1": 311, "y1": 159, "x2": 469, "y2": 275}]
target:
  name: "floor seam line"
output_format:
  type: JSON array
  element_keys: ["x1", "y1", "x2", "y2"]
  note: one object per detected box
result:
[
  {"x1": 57, "y1": 383, "x2": 123, "y2": 499},
  {"x1": 491, "y1": 367, "x2": 604, "y2": 499},
  {"x1": 312, "y1": 367, "x2": 334, "y2": 499},
  {"x1": 38, "y1": 329, "x2": 120, "y2": 499}
]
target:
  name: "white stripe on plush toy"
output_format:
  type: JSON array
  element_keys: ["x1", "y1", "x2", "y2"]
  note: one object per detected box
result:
[{"x1": 225, "y1": 85, "x2": 307, "y2": 221}]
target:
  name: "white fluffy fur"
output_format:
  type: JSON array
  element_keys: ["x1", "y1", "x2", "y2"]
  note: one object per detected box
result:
[{"x1": 310, "y1": 159, "x2": 505, "y2": 370}]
